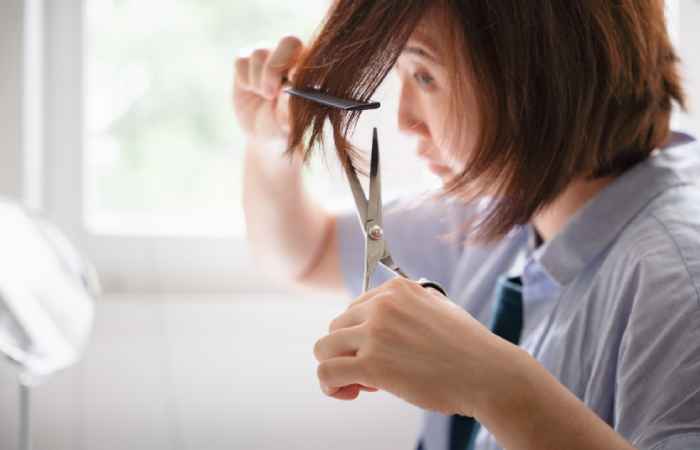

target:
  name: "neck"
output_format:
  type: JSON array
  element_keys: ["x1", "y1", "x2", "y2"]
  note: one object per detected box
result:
[{"x1": 532, "y1": 176, "x2": 616, "y2": 242}]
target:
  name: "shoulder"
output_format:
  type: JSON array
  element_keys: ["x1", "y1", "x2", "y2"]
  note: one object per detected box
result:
[
  {"x1": 605, "y1": 183, "x2": 700, "y2": 311},
  {"x1": 383, "y1": 194, "x2": 481, "y2": 229},
  {"x1": 605, "y1": 178, "x2": 700, "y2": 448},
  {"x1": 378, "y1": 194, "x2": 485, "y2": 250}
]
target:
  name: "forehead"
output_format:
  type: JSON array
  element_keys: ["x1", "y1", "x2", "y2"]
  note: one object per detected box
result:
[
  {"x1": 403, "y1": 33, "x2": 442, "y2": 66},
  {"x1": 404, "y1": 9, "x2": 449, "y2": 60},
  {"x1": 408, "y1": 27, "x2": 439, "y2": 50}
]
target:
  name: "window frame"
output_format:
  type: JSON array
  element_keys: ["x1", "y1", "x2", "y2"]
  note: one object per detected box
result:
[{"x1": 41, "y1": 0, "x2": 273, "y2": 293}]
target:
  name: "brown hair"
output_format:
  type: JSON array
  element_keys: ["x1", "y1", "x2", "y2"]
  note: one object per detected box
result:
[{"x1": 288, "y1": 0, "x2": 686, "y2": 241}]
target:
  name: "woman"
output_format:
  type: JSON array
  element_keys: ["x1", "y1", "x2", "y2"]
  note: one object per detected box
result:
[{"x1": 235, "y1": 1, "x2": 700, "y2": 449}]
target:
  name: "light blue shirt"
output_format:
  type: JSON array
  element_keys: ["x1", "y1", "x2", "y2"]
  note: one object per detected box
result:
[{"x1": 337, "y1": 132, "x2": 700, "y2": 450}]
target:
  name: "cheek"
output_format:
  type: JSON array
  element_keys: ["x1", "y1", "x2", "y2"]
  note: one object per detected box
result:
[
  {"x1": 427, "y1": 121, "x2": 473, "y2": 173},
  {"x1": 421, "y1": 95, "x2": 452, "y2": 147},
  {"x1": 442, "y1": 101, "x2": 480, "y2": 171}
]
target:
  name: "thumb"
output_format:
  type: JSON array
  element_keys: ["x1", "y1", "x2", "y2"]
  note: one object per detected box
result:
[{"x1": 276, "y1": 89, "x2": 291, "y2": 134}]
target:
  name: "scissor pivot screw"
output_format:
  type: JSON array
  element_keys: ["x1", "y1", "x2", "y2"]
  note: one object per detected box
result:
[{"x1": 368, "y1": 224, "x2": 384, "y2": 240}]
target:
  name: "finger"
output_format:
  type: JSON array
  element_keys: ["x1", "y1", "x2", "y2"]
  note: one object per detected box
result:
[
  {"x1": 287, "y1": 66, "x2": 298, "y2": 86},
  {"x1": 234, "y1": 57, "x2": 250, "y2": 89},
  {"x1": 317, "y1": 356, "x2": 369, "y2": 390},
  {"x1": 328, "y1": 303, "x2": 372, "y2": 333},
  {"x1": 347, "y1": 286, "x2": 386, "y2": 310},
  {"x1": 329, "y1": 384, "x2": 361, "y2": 400},
  {"x1": 248, "y1": 49, "x2": 270, "y2": 97},
  {"x1": 262, "y1": 36, "x2": 303, "y2": 98},
  {"x1": 350, "y1": 277, "x2": 426, "y2": 310},
  {"x1": 314, "y1": 325, "x2": 364, "y2": 362},
  {"x1": 327, "y1": 384, "x2": 378, "y2": 400},
  {"x1": 359, "y1": 386, "x2": 379, "y2": 392},
  {"x1": 275, "y1": 91, "x2": 291, "y2": 133},
  {"x1": 323, "y1": 382, "x2": 377, "y2": 397}
]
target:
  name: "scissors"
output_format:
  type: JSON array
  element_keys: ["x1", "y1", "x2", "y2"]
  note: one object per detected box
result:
[
  {"x1": 285, "y1": 86, "x2": 447, "y2": 296},
  {"x1": 344, "y1": 127, "x2": 447, "y2": 295}
]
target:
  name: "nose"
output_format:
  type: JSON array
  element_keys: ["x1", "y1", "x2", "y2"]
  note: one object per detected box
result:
[{"x1": 397, "y1": 81, "x2": 429, "y2": 139}]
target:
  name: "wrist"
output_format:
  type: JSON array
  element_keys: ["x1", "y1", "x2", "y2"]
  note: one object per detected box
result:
[
  {"x1": 470, "y1": 340, "x2": 535, "y2": 424},
  {"x1": 471, "y1": 344, "x2": 559, "y2": 450}
]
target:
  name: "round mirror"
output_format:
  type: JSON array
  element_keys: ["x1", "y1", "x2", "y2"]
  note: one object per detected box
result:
[{"x1": 0, "y1": 198, "x2": 98, "y2": 450}]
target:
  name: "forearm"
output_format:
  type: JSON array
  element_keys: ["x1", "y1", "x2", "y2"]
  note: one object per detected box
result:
[
  {"x1": 242, "y1": 139, "x2": 332, "y2": 282},
  {"x1": 474, "y1": 345, "x2": 635, "y2": 450}
]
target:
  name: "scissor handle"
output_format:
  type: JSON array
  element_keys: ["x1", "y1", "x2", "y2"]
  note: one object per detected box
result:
[{"x1": 417, "y1": 278, "x2": 447, "y2": 297}]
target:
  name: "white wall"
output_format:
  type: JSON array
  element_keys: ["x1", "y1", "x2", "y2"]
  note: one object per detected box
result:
[
  {"x1": 0, "y1": 294, "x2": 421, "y2": 450},
  {"x1": 0, "y1": 0, "x2": 24, "y2": 201},
  {"x1": 676, "y1": 0, "x2": 700, "y2": 136}
]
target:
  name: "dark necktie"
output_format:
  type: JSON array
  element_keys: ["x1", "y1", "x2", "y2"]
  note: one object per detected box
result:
[{"x1": 416, "y1": 275, "x2": 523, "y2": 450}]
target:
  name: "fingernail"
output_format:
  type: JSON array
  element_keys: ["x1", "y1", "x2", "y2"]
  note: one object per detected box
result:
[{"x1": 321, "y1": 384, "x2": 338, "y2": 396}]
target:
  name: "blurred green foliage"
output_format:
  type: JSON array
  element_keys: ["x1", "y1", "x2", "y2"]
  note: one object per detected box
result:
[{"x1": 86, "y1": 0, "x2": 324, "y2": 223}]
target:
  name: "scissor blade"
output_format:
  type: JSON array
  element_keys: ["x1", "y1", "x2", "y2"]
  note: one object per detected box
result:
[
  {"x1": 364, "y1": 234, "x2": 387, "y2": 293},
  {"x1": 343, "y1": 158, "x2": 368, "y2": 225},
  {"x1": 363, "y1": 250, "x2": 378, "y2": 293},
  {"x1": 366, "y1": 128, "x2": 382, "y2": 226},
  {"x1": 364, "y1": 247, "x2": 411, "y2": 292},
  {"x1": 379, "y1": 254, "x2": 410, "y2": 279}
]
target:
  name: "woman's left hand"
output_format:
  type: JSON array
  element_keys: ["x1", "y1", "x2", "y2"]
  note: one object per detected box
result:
[{"x1": 313, "y1": 277, "x2": 522, "y2": 417}]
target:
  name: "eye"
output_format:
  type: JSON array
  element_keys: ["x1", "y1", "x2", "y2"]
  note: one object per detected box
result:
[{"x1": 413, "y1": 71, "x2": 435, "y2": 89}]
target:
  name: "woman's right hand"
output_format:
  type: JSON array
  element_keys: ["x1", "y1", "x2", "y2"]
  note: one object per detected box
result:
[{"x1": 233, "y1": 36, "x2": 304, "y2": 143}]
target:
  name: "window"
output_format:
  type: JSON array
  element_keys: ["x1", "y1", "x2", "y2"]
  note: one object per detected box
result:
[
  {"x1": 84, "y1": 0, "x2": 329, "y2": 236},
  {"x1": 41, "y1": 0, "x2": 435, "y2": 292}
]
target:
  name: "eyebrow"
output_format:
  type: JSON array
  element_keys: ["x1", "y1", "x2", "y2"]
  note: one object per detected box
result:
[
  {"x1": 403, "y1": 46, "x2": 436, "y2": 61},
  {"x1": 401, "y1": 36, "x2": 442, "y2": 65}
]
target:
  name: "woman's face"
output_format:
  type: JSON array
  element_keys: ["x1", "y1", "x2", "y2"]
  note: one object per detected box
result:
[{"x1": 394, "y1": 15, "x2": 479, "y2": 183}]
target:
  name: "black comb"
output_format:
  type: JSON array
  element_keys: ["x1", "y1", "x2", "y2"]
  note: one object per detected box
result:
[{"x1": 284, "y1": 87, "x2": 380, "y2": 111}]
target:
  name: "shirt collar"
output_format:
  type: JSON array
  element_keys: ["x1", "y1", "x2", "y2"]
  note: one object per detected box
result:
[{"x1": 535, "y1": 132, "x2": 699, "y2": 286}]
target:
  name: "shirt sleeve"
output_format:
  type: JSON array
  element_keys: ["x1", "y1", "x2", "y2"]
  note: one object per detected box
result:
[
  {"x1": 614, "y1": 242, "x2": 700, "y2": 449},
  {"x1": 335, "y1": 196, "x2": 472, "y2": 299}
]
